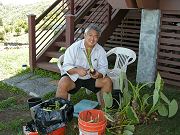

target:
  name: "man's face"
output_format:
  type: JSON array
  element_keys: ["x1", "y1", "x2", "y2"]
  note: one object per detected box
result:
[{"x1": 84, "y1": 29, "x2": 100, "y2": 48}]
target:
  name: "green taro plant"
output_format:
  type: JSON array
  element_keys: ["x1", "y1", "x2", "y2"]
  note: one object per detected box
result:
[
  {"x1": 84, "y1": 48, "x2": 95, "y2": 75},
  {"x1": 104, "y1": 72, "x2": 178, "y2": 134},
  {"x1": 128, "y1": 73, "x2": 178, "y2": 124}
]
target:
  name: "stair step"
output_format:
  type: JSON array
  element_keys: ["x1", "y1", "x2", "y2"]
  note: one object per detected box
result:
[
  {"x1": 37, "y1": 62, "x2": 60, "y2": 73},
  {"x1": 54, "y1": 42, "x2": 66, "y2": 47},
  {"x1": 45, "y1": 51, "x2": 63, "y2": 58}
]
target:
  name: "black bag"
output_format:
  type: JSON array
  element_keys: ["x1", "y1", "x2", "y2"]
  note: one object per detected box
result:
[{"x1": 30, "y1": 97, "x2": 74, "y2": 134}]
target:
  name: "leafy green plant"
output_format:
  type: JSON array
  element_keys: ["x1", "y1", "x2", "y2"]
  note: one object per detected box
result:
[
  {"x1": 83, "y1": 48, "x2": 95, "y2": 74},
  {"x1": 128, "y1": 73, "x2": 178, "y2": 123},
  {"x1": 104, "y1": 72, "x2": 178, "y2": 134}
]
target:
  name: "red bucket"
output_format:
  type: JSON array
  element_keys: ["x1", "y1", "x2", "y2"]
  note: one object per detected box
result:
[
  {"x1": 47, "y1": 126, "x2": 66, "y2": 135},
  {"x1": 78, "y1": 109, "x2": 107, "y2": 135}
]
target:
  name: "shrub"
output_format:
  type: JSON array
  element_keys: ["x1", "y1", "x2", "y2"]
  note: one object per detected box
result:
[
  {"x1": 14, "y1": 26, "x2": 21, "y2": 36},
  {"x1": 0, "y1": 18, "x2": 3, "y2": 26},
  {"x1": 0, "y1": 27, "x2": 5, "y2": 41}
]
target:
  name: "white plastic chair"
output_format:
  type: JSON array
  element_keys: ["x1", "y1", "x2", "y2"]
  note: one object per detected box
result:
[
  {"x1": 57, "y1": 54, "x2": 102, "y2": 105},
  {"x1": 106, "y1": 47, "x2": 136, "y2": 90}
]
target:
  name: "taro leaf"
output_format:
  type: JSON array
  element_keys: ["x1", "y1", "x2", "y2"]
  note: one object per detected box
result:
[
  {"x1": 123, "y1": 130, "x2": 133, "y2": 135},
  {"x1": 124, "y1": 125, "x2": 135, "y2": 132},
  {"x1": 160, "y1": 92, "x2": 170, "y2": 104},
  {"x1": 168, "y1": 99, "x2": 178, "y2": 118},
  {"x1": 126, "y1": 106, "x2": 139, "y2": 124},
  {"x1": 158, "y1": 103, "x2": 168, "y2": 116},
  {"x1": 155, "y1": 73, "x2": 162, "y2": 92},
  {"x1": 153, "y1": 89, "x2": 159, "y2": 108},
  {"x1": 103, "y1": 92, "x2": 113, "y2": 108},
  {"x1": 142, "y1": 94, "x2": 150, "y2": 106},
  {"x1": 122, "y1": 89, "x2": 131, "y2": 107}
]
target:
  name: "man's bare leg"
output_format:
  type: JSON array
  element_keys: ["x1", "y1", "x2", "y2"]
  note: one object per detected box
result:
[
  {"x1": 95, "y1": 76, "x2": 113, "y2": 108},
  {"x1": 56, "y1": 76, "x2": 76, "y2": 99}
]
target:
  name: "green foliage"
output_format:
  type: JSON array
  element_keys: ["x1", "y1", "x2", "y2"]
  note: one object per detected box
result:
[
  {"x1": 0, "y1": 18, "x2": 3, "y2": 26},
  {"x1": 4, "y1": 24, "x2": 13, "y2": 33},
  {"x1": 0, "y1": 81, "x2": 27, "y2": 95},
  {"x1": 14, "y1": 26, "x2": 21, "y2": 36},
  {"x1": 0, "y1": 97, "x2": 16, "y2": 110},
  {"x1": 43, "y1": 91, "x2": 55, "y2": 99},
  {"x1": 103, "y1": 92, "x2": 113, "y2": 108},
  {"x1": 24, "y1": 24, "x2": 28, "y2": 33},
  {"x1": 168, "y1": 99, "x2": 178, "y2": 117},
  {"x1": 83, "y1": 48, "x2": 94, "y2": 73},
  {"x1": 105, "y1": 72, "x2": 178, "y2": 134},
  {"x1": 126, "y1": 106, "x2": 139, "y2": 124},
  {"x1": 0, "y1": 1, "x2": 51, "y2": 25},
  {"x1": 0, "y1": 26, "x2": 5, "y2": 41},
  {"x1": 34, "y1": 68, "x2": 60, "y2": 80},
  {"x1": 0, "y1": 118, "x2": 26, "y2": 132}
]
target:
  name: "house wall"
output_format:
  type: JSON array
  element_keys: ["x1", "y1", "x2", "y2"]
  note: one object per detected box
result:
[{"x1": 157, "y1": 10, "x2": 180, "y2": 87}]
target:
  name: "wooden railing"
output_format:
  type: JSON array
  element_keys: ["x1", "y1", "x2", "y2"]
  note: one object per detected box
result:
[
  {"x1": 28, "y1": 0, "x2": 95, "y2": 69},
  {"x1": 28, "y1": 0, "x2": 119, "y2": 70}
]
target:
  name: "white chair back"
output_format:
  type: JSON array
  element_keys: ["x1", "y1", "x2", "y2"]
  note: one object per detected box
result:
[{"x1": 106, "y1": 47, "x2": 136, "y2": 90}]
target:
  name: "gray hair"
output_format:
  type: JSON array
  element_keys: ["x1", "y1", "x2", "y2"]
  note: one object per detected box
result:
[{"x1": 84, "y1": 24, "x2": 101, "y2": 36}]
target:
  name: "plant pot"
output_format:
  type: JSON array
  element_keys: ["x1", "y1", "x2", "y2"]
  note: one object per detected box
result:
[
  {"x1": 136, "y1": 0, "x2": 159, "y2": 9},
  {"x1": 27, "y1": 97, "x2": 42, "y2": 109},
  {"x1": 47, "y1": 126, "x2": 66, "y2": 135},
  {"x1": 78, "y1": 109, "x2": 107, "y2": 135},
  {"x1": 107, "y1": 0, "x2": 137, "y2": 9}
]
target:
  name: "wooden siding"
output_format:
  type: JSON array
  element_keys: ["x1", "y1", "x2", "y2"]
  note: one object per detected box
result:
[
  {"x1": 157, "y1": 10, "x2": 180, "y2": 87},
  {"x1": 104, "y1": 9, "x2": 141, "y2": 54}
]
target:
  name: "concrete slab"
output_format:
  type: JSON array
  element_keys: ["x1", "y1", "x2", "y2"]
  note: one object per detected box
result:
[{"x1": 2, "y1": 73, "x2": 58, "y2": 97}]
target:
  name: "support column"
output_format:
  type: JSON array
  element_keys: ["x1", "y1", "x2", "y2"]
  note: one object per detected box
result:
[
  {"x1": 136, "y1": 9, "x2": 161, "y2": 83},
  {"x1": 28, "y1": 14, "x2": 36, "y2": 71}
]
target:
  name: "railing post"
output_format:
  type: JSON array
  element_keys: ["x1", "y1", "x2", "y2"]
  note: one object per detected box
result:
[
  {"x1": 28, "y1": 14, "x2": 36, "y2": 71},
  {"x1": 107, "y1": 4, "x2": 112, "y2": 25},
  {"x1": 69, "y1": 0, "x2": 74, "y2": 14},
  {"x1": 65, "y1": 14, "x2": 75, "y2": 47}
]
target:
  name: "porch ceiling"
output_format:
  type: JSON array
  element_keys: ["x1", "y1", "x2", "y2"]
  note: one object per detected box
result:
[{"x1": 107, "y1": 0, "x2": 180, "y2": 10}]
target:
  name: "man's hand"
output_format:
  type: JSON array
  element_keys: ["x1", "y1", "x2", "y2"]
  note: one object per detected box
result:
[
  {"x1": 76, "y1": 67, "x2": 88, "y2": 77},
  {"x1": 89, "y1": 70, "x2": 102, "y2": 79}
]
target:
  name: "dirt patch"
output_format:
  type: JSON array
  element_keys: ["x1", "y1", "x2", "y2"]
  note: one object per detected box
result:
[{"x1": 0, "y1": 89, "x2": 32, "y2": 134}]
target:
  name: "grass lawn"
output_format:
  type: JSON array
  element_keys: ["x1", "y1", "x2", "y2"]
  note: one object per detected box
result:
[{"x1": 0, "y1": 47, "x2": 180, "y2": 135}]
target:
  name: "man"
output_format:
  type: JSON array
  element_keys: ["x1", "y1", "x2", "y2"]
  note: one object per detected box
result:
[{"x1": 56, "y1": 24, "x2": 112, "y2": 106}]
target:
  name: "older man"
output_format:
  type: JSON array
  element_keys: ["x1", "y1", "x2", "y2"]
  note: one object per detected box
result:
[{"x1": 56, "y1": 25, "x2": 112, "y2": 106}]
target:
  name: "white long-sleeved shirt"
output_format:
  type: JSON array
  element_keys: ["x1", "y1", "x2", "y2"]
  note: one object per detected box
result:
[{"x1": 61, "y1": 39, "x2": 108, "y2": 81}]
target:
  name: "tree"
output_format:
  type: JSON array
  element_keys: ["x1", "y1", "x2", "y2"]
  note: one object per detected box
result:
[{"x1": 0, "y1": 18, "x2": 3, "y2": 26}]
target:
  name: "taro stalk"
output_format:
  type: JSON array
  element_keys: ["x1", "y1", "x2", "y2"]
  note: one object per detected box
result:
[{"x1": 83, "y1": 48, "x2": 95, "y2": 74}]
